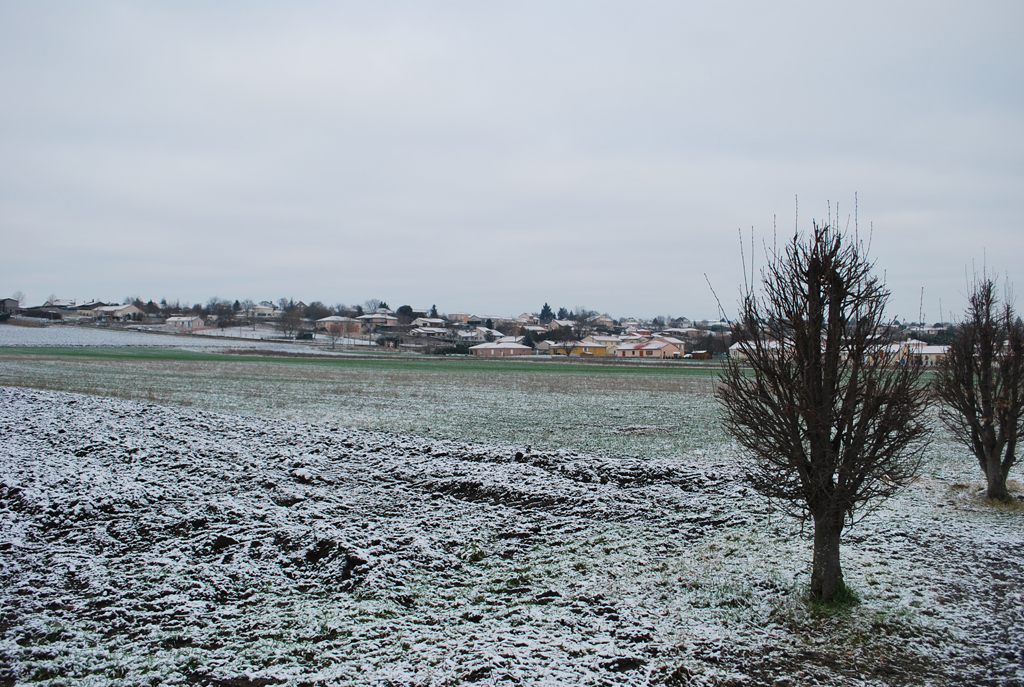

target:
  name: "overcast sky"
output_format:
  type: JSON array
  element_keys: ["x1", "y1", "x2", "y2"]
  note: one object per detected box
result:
[{"x1": 2, "y1": 2, "x2": 1021, "y2": 321}]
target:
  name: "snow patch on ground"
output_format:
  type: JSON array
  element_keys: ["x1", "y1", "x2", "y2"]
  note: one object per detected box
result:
[
  {"x1": 1, "y1": 387, "x2": 1022, "y2": 686},
  {"x1": 0, "y1": 323, "x2": 365, "y2": 354}
]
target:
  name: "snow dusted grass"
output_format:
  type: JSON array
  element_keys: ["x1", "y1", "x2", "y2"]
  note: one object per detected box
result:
[
  {"x1": 0, "y1": 346, "x2": 1023, "y2": 685},
  {"x1": 0, "y1": 322, "x2": 361, "y2": 355},
  {"x1": 0, "y1": 348, "x2": 726, "y2": 459}
]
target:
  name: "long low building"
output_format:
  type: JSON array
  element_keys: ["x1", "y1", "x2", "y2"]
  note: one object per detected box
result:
[
  {"x1": 411, "y1": 317, "x2": 447, "y2": 328},
  {"x1": 90, "y1": 304, "x2": 144, "y2": 320},
  {"x1": 410, "y1": 327, "x2": 451, "y2": 338},
  {"x1": 166, "y1": 316, "x2": 205, "y2": 330},
  {"x1": 357, "y1": 313, "x2": 399, "y2": 327},
  {"x1": 469, "y1": 342, "x2": 533, "y2": 357},
  {"x1": 616, "y1": 339, "x2": 683, "y2": 359},
  {"x1": 315, "y1": 316, "x2": 360, "y2": 333},
  {"x1": 548, "y1": 341, "x2": 610, "y2": 356}
]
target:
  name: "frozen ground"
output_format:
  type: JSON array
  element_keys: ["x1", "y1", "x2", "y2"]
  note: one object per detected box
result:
[
  {"x1": 0, "y1": 323, "x2": 366, "y2": 354},
  {"x1": 188, "y1": 328, "x2": 371, "y2": 348},
  {"x1": 0, "y1": 350, "x2": 725, "y2": 460},
  {"x1": 1, "y1": 387, "x2": 1022, "y2": 686}
]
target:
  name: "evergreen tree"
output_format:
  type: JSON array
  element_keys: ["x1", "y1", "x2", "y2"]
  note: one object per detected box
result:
[
  {"x1": 396, "y1": 305, "x2": 415, "y2": 324},
  {"x1": 539, "y1": 303, "x2": 554, "y2": 323}
]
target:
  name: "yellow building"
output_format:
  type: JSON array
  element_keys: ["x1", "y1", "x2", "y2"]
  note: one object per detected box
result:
[
  {"x1": 581, "y1": 335, "x2": 621, "y2": 355},
  {"x1": 549, "y1": 340, "x2": 611, "y2": 356}
]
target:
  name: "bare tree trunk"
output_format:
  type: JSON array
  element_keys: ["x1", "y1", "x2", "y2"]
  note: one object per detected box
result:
[
  {"x1": 986, "y1": 451, "x2": 1010, "y2": 501},
  {"x1": 811, "y1": 513, "x2": 844, "y2": 600}
]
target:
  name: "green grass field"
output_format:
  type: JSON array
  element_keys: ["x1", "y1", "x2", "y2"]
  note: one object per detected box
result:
[{"x1": 0, "y1": 347, "x2": 727, "y2": 458}]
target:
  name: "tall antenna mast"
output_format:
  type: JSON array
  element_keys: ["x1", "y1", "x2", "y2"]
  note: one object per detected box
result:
[{"x1": 919, "y1": 287, "x2": 924, "y2": 326}]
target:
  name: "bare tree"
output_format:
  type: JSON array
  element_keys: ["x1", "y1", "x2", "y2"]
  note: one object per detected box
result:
[
  {"x1": 277, "y1": 301, "x2": 303, "y2": 339},
  {"x1": 240, "y1": 299, "x2": 256, "y2": 330},
  {"x1": 326, "y1": 322, "x2": 344, "y2": 350},
  {"x1": 716, "y1": 221, "x2": 929, "y2": 601},
  {"x1": 548, "y1": 323, "x2": 577, "y2": 354},
  {"x1": 304, "y1": 301, "x2": 331, "y2": 322},
  {"x1": 570, "y1": 307, "x2": 597, "y2": 340},
  {"x1": 934, "y1": 275, "x2": 1024, "y2": 502}
]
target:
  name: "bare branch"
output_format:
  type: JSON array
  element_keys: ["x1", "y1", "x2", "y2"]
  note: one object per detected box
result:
[{"x1": 716, "y1": 218, "x2": 930, "y2": 601}]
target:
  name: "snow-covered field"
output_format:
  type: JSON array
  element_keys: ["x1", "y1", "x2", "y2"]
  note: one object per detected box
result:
[
  {"x1": 188, "y1": 327, "x2": 371, "y2": 348},
  {"x1": 0, "y1": 351, "x2": 725, "y2": 459},
  {"x1": 2, "y1": 386, "x2": 1022, "y2": 686},
  {"x1": 0, "y1": 323, "x2": 366, "y2": 354}
]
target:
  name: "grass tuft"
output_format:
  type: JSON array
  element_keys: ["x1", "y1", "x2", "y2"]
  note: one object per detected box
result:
[
  {"x1": 985, "y1": 496, "x2": 1024, "y2": 511},
  {"x1": 808, "y1": 581, "x2": 860, "y2": 614}
]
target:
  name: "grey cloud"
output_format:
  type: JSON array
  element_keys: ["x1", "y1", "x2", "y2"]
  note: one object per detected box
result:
[{"x1": 1, "y1": 1, "x2": 1022, "y2": 319}]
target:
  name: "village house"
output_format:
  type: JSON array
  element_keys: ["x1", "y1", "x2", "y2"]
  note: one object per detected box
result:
[
  {"x1": 906, "y1": 324, "x2": 948, "y2": 337},
  {"x1": 547, "y1": 341, "x2": 607, "y2": 356},
  {"x1": 547, "y1": 319, "x2": 575, "y2": 331},
  {"x1": 253, "y1": 303, "x2": 278, "y2": 319},
  {"x1": 166, "y1": 316, "x2": 205, "y2": 330},
  {"x1": 661, "y1": 327, "x2": 702, "y2": 338},
  {"x1": 910, "y1": 345, "x2": 948, "y2": 366},
  {"x1": 410, "y1": 327, "x2": 451, "y2": 338},
  {"x1": 469, "y1": 341, "x2": 533, "y2": 357},
  {"x1": 494, "y1": 317, "x2": 522, "y2": 331},
  {"x1": 1, "y1": 298, "x2": 20, "y2": 314},
  {"x1": 75, "y1": 301, "x2": 109, "y2": 313},
  {"x1": 616, "y1": 339, "x2": 683, "y2": 359},
  {"x1": 901, "y1": 340, "x2": 948, "y2": 366},
  {"x1": 578, "y1": 334, "x2": 623, "y2": 355},
  {"x1": 588, "y1": 334, "x2": 626, "y2": 351},
  {"x1": 90, "y1": 304, "x2": 144, "y2": 321},
  {"x1": 652, "y1": 335, "x2": 686, "y2": 348},
  {"x1": 315, "y1": 316, "x2": 360, "y2": 334},
  {"x1": 728, "y1": 339, "x2": 782, "y2": 360},
  {"x1": 357, "y1": 313, "x2": 399, "y2": 327},
  {"x1": 411, "y1": 317, "x2": 447, "y2": 328},
  {"x1": 457, "y1": 327, "x2": 504, "y2": 343}
]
